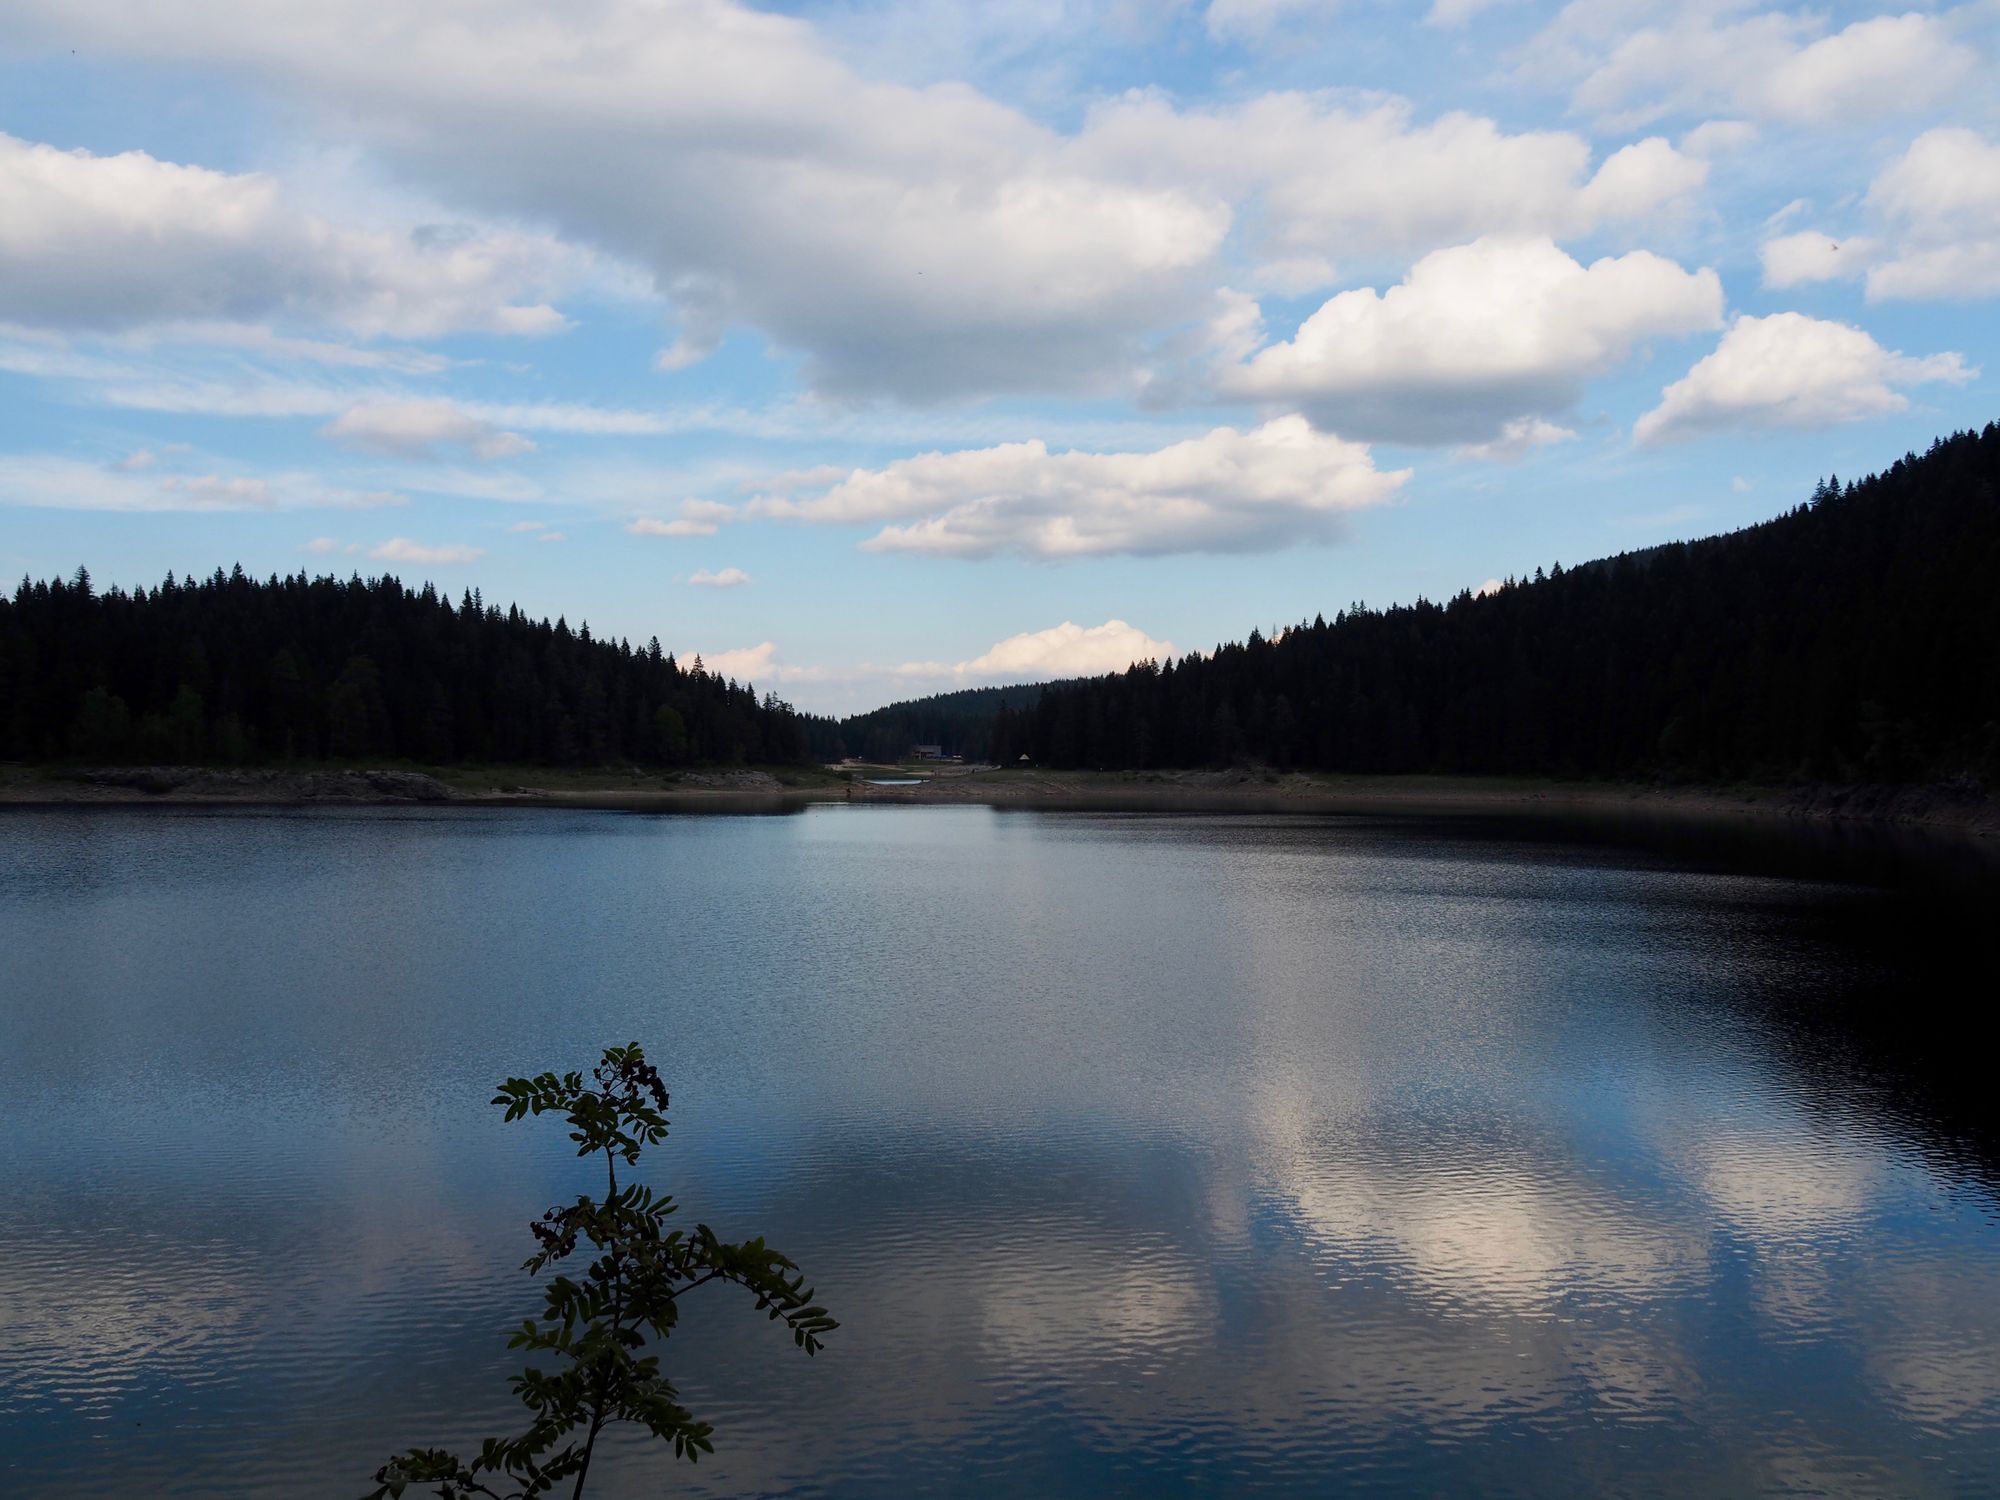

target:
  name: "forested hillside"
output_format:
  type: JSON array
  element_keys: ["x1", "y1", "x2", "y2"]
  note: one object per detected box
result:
[
  {"x1": 991, "y1": 424, "x2": 2000, "y2": 782},
  {"x1": 804, "y1": 682, "x2": 1045, "y2": 762},
  {"x1": 0, "y1": 569, "x2": 809, "y2": 767},
  {"x1": 10, "y1": 425, "x2": 1994, "y2": 781}
]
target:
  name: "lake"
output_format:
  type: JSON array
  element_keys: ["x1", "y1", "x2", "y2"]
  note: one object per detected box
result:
[{"x1": 2, "y1": 803, "x2": 1997, "y2": 1497}]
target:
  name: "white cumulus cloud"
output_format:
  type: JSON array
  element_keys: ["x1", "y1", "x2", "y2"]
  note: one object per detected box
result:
[
  {"x1": 1078, "y1": 95, "x2": 1707, "y2": 276},
  {"x1": 1635, "y1": 312, "x2": 1973, "y2": 444},
  {"x1": 1222, "y1": 236, "x2": 1723, "y2": 443},
  {"x1": 1545, "y1": 7, "x2": 1977, "y2": 128},
  {"x1": 690, "y1": 641, "x2": 816, "y2": 685},
  {"x1": 3, "y1": 1, "x2": 1223, "y2": 401},
  {"x1": 688, "y1": 567, "x2": 752, "y2": 588},
  {"x1": 5, "y1": 1, "x2": 1711, "y2": 401},
  {"x1": 949, "y1": 619, "x2": 1176, "y2": 680},
  {"x1": 0, "y1": 130, "x2": 572, "y2": 339},
  {"x1": 1864, "y1": 128, "x2": 2000, "y2": 300},
  {"x1": 751, "y1": 416, "x2": 1409, "y2": 558},
  {"x1": 1760, "y1": 129, "x2": 2000, "y2": 301},
  {"x1": 1756, "y1": 13, "x2": 1975, "y2": 124}
]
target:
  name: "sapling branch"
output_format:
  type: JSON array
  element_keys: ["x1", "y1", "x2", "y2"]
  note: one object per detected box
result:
[{"x1": 363, "y1": 1043, "x2": 834, "y2": 1500}]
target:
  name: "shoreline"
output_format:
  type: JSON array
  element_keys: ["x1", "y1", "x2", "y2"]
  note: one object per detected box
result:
[
  {"x1": 2, "y1": 763, "x2": 1995, "y2": 839},
  {"x1": 845, "y1": 769, "x2": 2000, "y2": 844}
]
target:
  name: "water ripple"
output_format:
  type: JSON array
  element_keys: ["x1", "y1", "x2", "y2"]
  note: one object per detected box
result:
[{"x1": 2, "y1": 805, "x2": 1996, "y2": 1496}]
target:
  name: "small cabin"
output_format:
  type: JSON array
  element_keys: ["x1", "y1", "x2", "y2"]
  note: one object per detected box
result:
[{"x1": 911, "y1": 744, "x2": 944, "y2": 760}]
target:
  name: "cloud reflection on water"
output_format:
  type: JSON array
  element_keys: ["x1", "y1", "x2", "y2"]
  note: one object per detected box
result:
[{"x1": 3, "y1": 806, "x2": 1999, "y2": 1497}]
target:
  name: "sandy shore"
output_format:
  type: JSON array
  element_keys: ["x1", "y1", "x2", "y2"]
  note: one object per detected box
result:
[{"x1": 3, "y1": 763, "x2": 1995, "y2": 839}]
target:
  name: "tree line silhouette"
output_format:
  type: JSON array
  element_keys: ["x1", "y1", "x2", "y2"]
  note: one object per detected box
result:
[
  {"x1": 988, "y1": 423, "x2": 2000, "y2": 783},
  {"x1": 0, "y1": 568, "x2": 810, "y2": 767},
  {"x1": 803, "y1": 683, "x2": 1043, "y2": 763},
  {"x1": 7, "y1": 424, "x2": 1994, "y2": 782}
]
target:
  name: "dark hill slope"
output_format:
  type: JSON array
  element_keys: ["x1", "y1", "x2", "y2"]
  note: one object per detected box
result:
[
  {"x1": 805, "y1": 681, "x2": 1046, "y2": 763},
  {"x1": 0, "y1": 568, "x2": 809, "y2": 767},
  {"x1": 988, "y1": 424, "x2": 2000, "y2": 781}
]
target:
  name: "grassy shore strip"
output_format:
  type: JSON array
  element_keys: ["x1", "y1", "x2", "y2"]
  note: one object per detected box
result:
[
  {"x1": 837, "y1": 767, "x2": 2000, "y2": 835},
  {"x1": 0, "y1": 762, "x2": 848, "y2": 808},
  {"x1": 2, "y1": 761, "x2": 1994, "y2": 837}
]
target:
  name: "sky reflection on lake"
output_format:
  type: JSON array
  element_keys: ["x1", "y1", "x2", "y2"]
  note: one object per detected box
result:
[{"x1": 2, "y1": 804, "x2": 1996, "y2": 1497}]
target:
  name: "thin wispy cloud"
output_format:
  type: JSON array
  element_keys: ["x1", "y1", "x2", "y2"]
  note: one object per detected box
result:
[
  {"x1": 369, "y1": 537, "x2": 485, "y2": 565},
  {"x1": 323, "y1": 399, "x2": 536, "y2": 461},
  {"x1": 0, "y1": 453, "x2": 404, "y2": 512}
]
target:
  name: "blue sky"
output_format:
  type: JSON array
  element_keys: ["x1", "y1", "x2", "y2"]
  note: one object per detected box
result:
[{"x1": 2, "y1": 0, "x2": 1996, "y2": 713}]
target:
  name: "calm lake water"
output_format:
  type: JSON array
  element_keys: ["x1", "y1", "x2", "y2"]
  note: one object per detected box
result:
[{"x1": 3, "y1": 803, "x2": 1997, "y2": 1498}]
